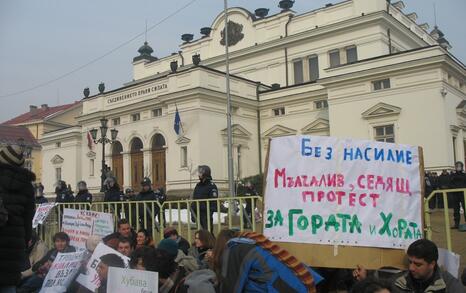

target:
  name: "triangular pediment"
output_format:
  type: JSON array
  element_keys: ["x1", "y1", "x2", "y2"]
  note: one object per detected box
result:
[
  {"x1": 176, "y1": 136, "x2": 191, "y2": 144},
  {"x1": 262, "y1": 125, "x2": 297, "y2": 138},
  {"x1": 221, "y1": 124, "x2": 252, "y2": 138},
  {"x1": 51, "y1": 154, "x2": 64, "y2": 165},
  {"x1": 301, "y1": 118, "x2": 330, "y2": 134},
  {"x1": 361, "y1": 102, "x2": 401, "y2": 119}
]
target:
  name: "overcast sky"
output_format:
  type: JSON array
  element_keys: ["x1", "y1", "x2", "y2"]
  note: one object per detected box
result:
[{"x1": 1, "y1": 0, "x2": 465, "y2": 123}]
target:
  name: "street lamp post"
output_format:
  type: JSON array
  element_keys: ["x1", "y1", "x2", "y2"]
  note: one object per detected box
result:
[{"x1": 90, "y1": 118, "x2": 118, "y2": 192}]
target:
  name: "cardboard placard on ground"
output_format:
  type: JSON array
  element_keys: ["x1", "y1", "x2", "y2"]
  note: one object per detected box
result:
[
  {"x1": 263, "y1": 135, "x2": 424, "y2": 269},
  {"x1": 108, "y1": 267, "x2": 158, "y2": 293},
  {"x1": 39, "y1": 250, "x2": 87, "y2": 293},
  {"x1": 76, "y1": 243, "x2": 130, "y2": 292},
  {"x1": 61, "y1": 209, "x2": 114, "y2": 249},
  {"x1": 33, "y1": 203, "x2": 57, "y2": 228},
  {"x1": 438, "y1": 248, "x2": 460, "y2": 278}
]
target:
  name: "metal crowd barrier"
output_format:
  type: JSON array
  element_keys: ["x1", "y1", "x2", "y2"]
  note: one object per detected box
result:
[
  {"x1": 424, "y1": 188, "x2": 466, "y2": 251},
  {"x1": 35, "y1": 196, "x2": 263, "y2": 248}
]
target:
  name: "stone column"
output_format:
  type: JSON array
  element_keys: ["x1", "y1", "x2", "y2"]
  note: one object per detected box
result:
[{"x1": 122, "y1": 151, "x2": 131, "y2": 189}]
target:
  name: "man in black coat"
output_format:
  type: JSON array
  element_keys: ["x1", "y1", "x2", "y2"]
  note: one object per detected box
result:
[
  {"x1": 54, "y1": 180, "x2": 74, "y2": 203},
  {"x1": 74, "y1": 180, "x2": 92, "y2": 203},
  {"x1": 135, "y1": 177, "x2": 159, "y2": 230},
  {"x1": 0, "y1": 144, "x2": 35, "y2": 291},
  {"x1": 449, "y1": 161, "x2": 466, "y2": 229},
  {"x1": 191, "y1": 165, "x2": 218, "y2": 231}
]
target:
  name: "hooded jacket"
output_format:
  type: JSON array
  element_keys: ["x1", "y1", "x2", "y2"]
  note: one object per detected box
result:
[
  {"x1": 392, "y1": 266, "x2": 464, "y2": 293},
  {"x1": 0, "y1": 163, "x2": 35, "y2": 286}
]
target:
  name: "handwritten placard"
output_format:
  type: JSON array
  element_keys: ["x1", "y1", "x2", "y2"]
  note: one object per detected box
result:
[
  {"x1": 264, "y1": 135, "x2": 422, "y2": 249},
  {"x1": 108, "y1": 267, "x2": 158, "y2": 293},
  {"x1": 76, "y1": 243, "x2": 130, "y2": 292},
  {"x1": 40, "y1": 250, "x2": 86, "y2": 293},
  {"x1": 33, "y1": 203, "x2": 57, "y2": 228},
  {"x1": 62, "y1": 209, "x2": 114, "y2": 249}
]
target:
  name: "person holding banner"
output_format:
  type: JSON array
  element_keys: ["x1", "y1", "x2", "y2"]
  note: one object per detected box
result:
[
  {"x1": 20, "y1": 231, "x2": 47, "y2": 281},
  {"x1": 0, "y1": 144, "x2": 35, "y2": 293},
  {"x1": 96, "y1": 253, "x2": 125, "y2": 293}
]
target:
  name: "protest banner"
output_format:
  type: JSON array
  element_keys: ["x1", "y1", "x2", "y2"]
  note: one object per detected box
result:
[
  {"x1": 76, "y1": 243, "x2": 130, "y2": 292},
  {"x1": 263, "y1": 135, "x2": 424, "y2": 269},
  {"x1": 39, "y1": 250, "x2": 86, "y2": 293},
  {"x1": 108, "y1": 267, "x2": 158, "y2": 293},
  {"x1": 62, "y1": 209, "x2": 114, "y2": 249},
  {"x1": 33, "y1": 203, "x2": 57, "y2": 228}
]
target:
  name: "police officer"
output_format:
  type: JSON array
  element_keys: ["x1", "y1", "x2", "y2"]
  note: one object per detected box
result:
[
  {"x1": 54, "y1": 180, "x2": 74, "y2": 203},
  {"x1": 34, "y1": 183, "x2": 48, "y2": 204},
  {"x1": 192, "y1": 165, "x2": 218, "y2": 231},
  {"x1": 449, "y1": 161, "x2": 466, "y2": 229},
  {"x1": 74, "y1": 181, "x2": 92, "y2": 203},
  {"x1": 103, "y1": 176, "x2": 123, "y2": 202},
  {"x1": 135, "y1": 177, "x2": 158, "y2": 230},
  {"x1": 242, "y1": 181, "x2": 258, "y2": 229}
]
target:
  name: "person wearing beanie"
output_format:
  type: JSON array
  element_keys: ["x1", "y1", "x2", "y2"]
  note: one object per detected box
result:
[
  {"x1": 0, "y1": 143, "x2": 35, "y2": 291},
  {"x1": 158, "y1": 238, "x2": 179, "y2": 259}
]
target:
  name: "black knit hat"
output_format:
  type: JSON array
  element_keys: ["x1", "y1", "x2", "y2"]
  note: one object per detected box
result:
[{"x1": 0, "y1": 144, "x2": 25, "y2": 167}]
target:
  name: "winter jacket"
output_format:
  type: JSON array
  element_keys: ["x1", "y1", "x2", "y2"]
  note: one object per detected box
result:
[
  {"x1": 0, "y1": 163, "x2": 35, "y2": 286},
  {"x1": 104, "y1": 186, "x2": 123, "y2": 202},
  {"x1": 176, "y1": 236, "x2": 191, "y2": 255},
  {"x1": 188, "y1": 246, "x2": 210, "y2": 270},
  {"x1": 35, "y1": 196, "x2": 48, "y2": 204},
  {"x1": 55, "y1": 188, "x2": 74, "y2": 203},
  {"x1": 175, "y1": 249, "x2": 199, "y2": 273},
  {"x1": 392, "y1": 266, "x2": 464, "y2": 293},
  {"x1": 21, "y1": 239, "x2": 48, "y2": 279},
  {"x1": 74, "y1": 190, "x2": 92, "y2": 203},
  {"x1": 192, "y1": 178, "x2": 218, "y2": 211},
  {"x1": 182, "y1": 269, "x2": 217, "y2": 293}
]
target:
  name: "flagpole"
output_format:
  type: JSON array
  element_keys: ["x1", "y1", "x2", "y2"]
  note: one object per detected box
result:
[{"x1": 224, "y1": 0, "x2": 235, "y2": 198}]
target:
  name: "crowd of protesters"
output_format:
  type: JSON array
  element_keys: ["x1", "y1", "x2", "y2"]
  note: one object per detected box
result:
[{"x1": 2, "y1": 142, "x2": 466, "y2": 292}]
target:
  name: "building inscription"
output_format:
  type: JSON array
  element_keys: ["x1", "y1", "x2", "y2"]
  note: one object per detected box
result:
[{"x1": 107, "y1": 83, "x2": 167, "y2": 104}]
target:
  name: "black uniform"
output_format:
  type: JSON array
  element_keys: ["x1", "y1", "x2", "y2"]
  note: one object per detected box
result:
[
  {"x1": 54, "y1": 186, "x2": 74, "y2": 203},
  {"x1": 74, "y1": 190, "x2": 92, "y2": 203},
  {"x1": 104, "y1": 186, "x2": 123, "y2": 202},
  {"x1": 135, "y1": 189, "x2": 158, "y2": 230},
  {"x1": 449, "y1": 171, "x2": 466, "y2": 227},
  {"x1": 192, "y1": 177, "x2": 218, "y2": 231},
  {"x1": 35, "y1": 195, "x2": 48, "y2": 205},
  {"x1": 242, "y1": 185, "x2": 258, "y2": 228}
]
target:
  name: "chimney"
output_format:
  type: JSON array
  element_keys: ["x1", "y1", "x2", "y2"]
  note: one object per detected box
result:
[
  {"x1": 41, "y1": 104, "x2": 48, "y2": 109},
  {"x1": 29, "y1": 105, "x2": 37, "y2": 112}
]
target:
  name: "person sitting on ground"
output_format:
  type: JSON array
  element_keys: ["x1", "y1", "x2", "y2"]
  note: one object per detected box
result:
[
  {"x1": 21, "y1": 231, "x2": 48, "y2": 281},
  {"x1": 0, "y1": 144, "x2": 36, "y2": 293},
  {"x1": 130, "y1": 246, "x2": 156, "y2": 271},
  {"x1": 103, "y1": 219, "x2": 136, "y2": 249},
  {"x1": 74, "y1": 181, "x2": 92, "y2": 203},
  {"x1": 96, "y1": 253, "x2": 125, "y2": 293},
  {"x1": 136, "y1": 228, "x2": 153, "y2": 249},
  {"x1": 353, "y1": 239, "x2": 464, "y2": 292},
  {"x1": 158, "y1": 238, "x2": 198, "y2": 274},
  {"x1": 153, "y1": 248, "x2": 187, "y2": 293},
  {"x1": 164, "y1": 226, "x2": 190, "y2": 255},
  {"x1": 18, "y1": 232, "x2": 76, "y2": 292},
  {"x1": 117, "y1": 237, "x2": 133, "y2": 257},
  {"x1": 34, "y1": 183, "x2": 48, "y2": 204},
  {"x1": 351, "y1": 278, "x2": 392, "y2": 293},
  {"x1": 188, "y1": 229, "x2": 215, "y2": 270}
]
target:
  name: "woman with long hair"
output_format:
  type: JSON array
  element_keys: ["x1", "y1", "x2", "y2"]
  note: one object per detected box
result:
[
  {"x1": 136, "y1": 228, "x2": 153, "y2": 249},
  {"x1": 188, "y1": 229, "x2": 215, "y2": 270}
]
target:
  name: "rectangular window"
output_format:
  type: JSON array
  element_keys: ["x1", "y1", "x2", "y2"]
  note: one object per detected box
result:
[
  {"x1": 152, "y1": 108, "x2": 162, "y2": 117},
  {"x1": 372, "y1": 78, "x2": 391, "y2": 91},
  {"x1": 374, "y1": 125, "x2": 395, "y2": 143},
  {"x1": 346, "y1": 46, "x2": 358, "y2": 63},
  {"x1": 56, "y1": 142, "x2": 61, "y2": 148},
  {"x1": 90, "y1": 159, "x2": 94, "y2": 176},
  {"x1": 293, "y1": 60, "x2": 304, "y2": 84},
  {"x1": 308, "y1": 55, "x2": 319, "y2": 82},
  {"x1": 112, "y1": 118, "x2": 120, "y2": 126},
  {"x1": 180, "y1": 146, "x2": 188, "y2": 167},
  {"x1": 131, "y1": 113, "x2": 140, "y2": 121},
  {"x1": 272, "y1": 107, "x2": 285, "y2": 116},
  {"x1": 314, "y1": 100, "x2": 329, "y2": 109},
  {"x1": 55, "y1": 167, "x2": 62, "y2": 182},
  {"x1": 329, "y1": 50, "x2": 340, "y2": 68}
]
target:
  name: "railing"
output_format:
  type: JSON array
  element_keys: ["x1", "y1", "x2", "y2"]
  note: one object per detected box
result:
[
  {"x1": 36, "y1": 196, "x2": 263, "y2": 247},
  {"x1": 424, "y1": 188, "x2": 466, "y2": 251}
]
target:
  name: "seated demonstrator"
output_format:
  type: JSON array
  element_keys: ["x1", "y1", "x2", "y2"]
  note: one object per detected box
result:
[{"x1": 191, "y1": 165, "x2": 218, "y2": 231}]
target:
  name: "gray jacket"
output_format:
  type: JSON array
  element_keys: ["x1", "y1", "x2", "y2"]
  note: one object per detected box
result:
[{"x1": 392, "y1": 267, "x2": 465, "y2": 293}]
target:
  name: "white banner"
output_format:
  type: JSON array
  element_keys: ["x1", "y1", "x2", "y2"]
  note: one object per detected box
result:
[
  {"x1": 62, "y1": 209, "x2": 114, "y2": 249},
  {"x1": 39, "y1": 250, "x2": 87, "y2": 293},
  {"x1": 33, "y1": 203, "x2": 57, "y2": 228},
  {"x1": 76, "y1": 243, "x2": 130, "y2": 292},
  {"x1": 264, "y1": 135, "x2": 422, "y2": 249},
  {"x1": 108, "y1": 267, "x2": 158, "y2": 293}
]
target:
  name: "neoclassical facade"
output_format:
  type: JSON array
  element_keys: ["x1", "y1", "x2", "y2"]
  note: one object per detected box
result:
[{"x1": 40, "y1": 0, "x2": 466, "y2": 196}]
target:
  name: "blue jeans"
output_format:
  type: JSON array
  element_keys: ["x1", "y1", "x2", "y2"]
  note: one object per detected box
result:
[{"x1": 0, "y1": 286, "x2": 16, "y2": 293}]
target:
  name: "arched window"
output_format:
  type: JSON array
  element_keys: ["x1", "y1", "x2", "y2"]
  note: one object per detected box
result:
[{"x1": 152, "y1": 133, "x2": 166, "y2": 150}]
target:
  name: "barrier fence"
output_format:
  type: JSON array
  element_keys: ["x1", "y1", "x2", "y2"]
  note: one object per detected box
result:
[{"x1": 36, "y1": 190, "x2": 464, "y2": 252}]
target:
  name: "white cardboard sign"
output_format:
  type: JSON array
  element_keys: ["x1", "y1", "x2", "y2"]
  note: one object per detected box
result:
[
  {"x1": 76, "y1": 243, "x2": 130, "y2": 292},
  {"x1": 33, "y1": 203, "x2": 57, "y2": 228},
  {"x1": 62, "y1": 208, "x2": 114, "y2": 249},
  {"x1": 108, "y1": 267, "x2": 158, "y2": 293},
  {"x1": 264, "y1": 135, "x2": 422, "y2": 249},
  {"x1": 39, "y1": 250, "x2": 87, "y2": 293}
]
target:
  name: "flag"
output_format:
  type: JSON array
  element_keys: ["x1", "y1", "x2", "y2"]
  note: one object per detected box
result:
[
  {"x1": 87, "y1": 131, "x2": 94, "y2": 150},
  {"x1": 174, "y1": 106, "x2": 181, "y2": 135}
]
